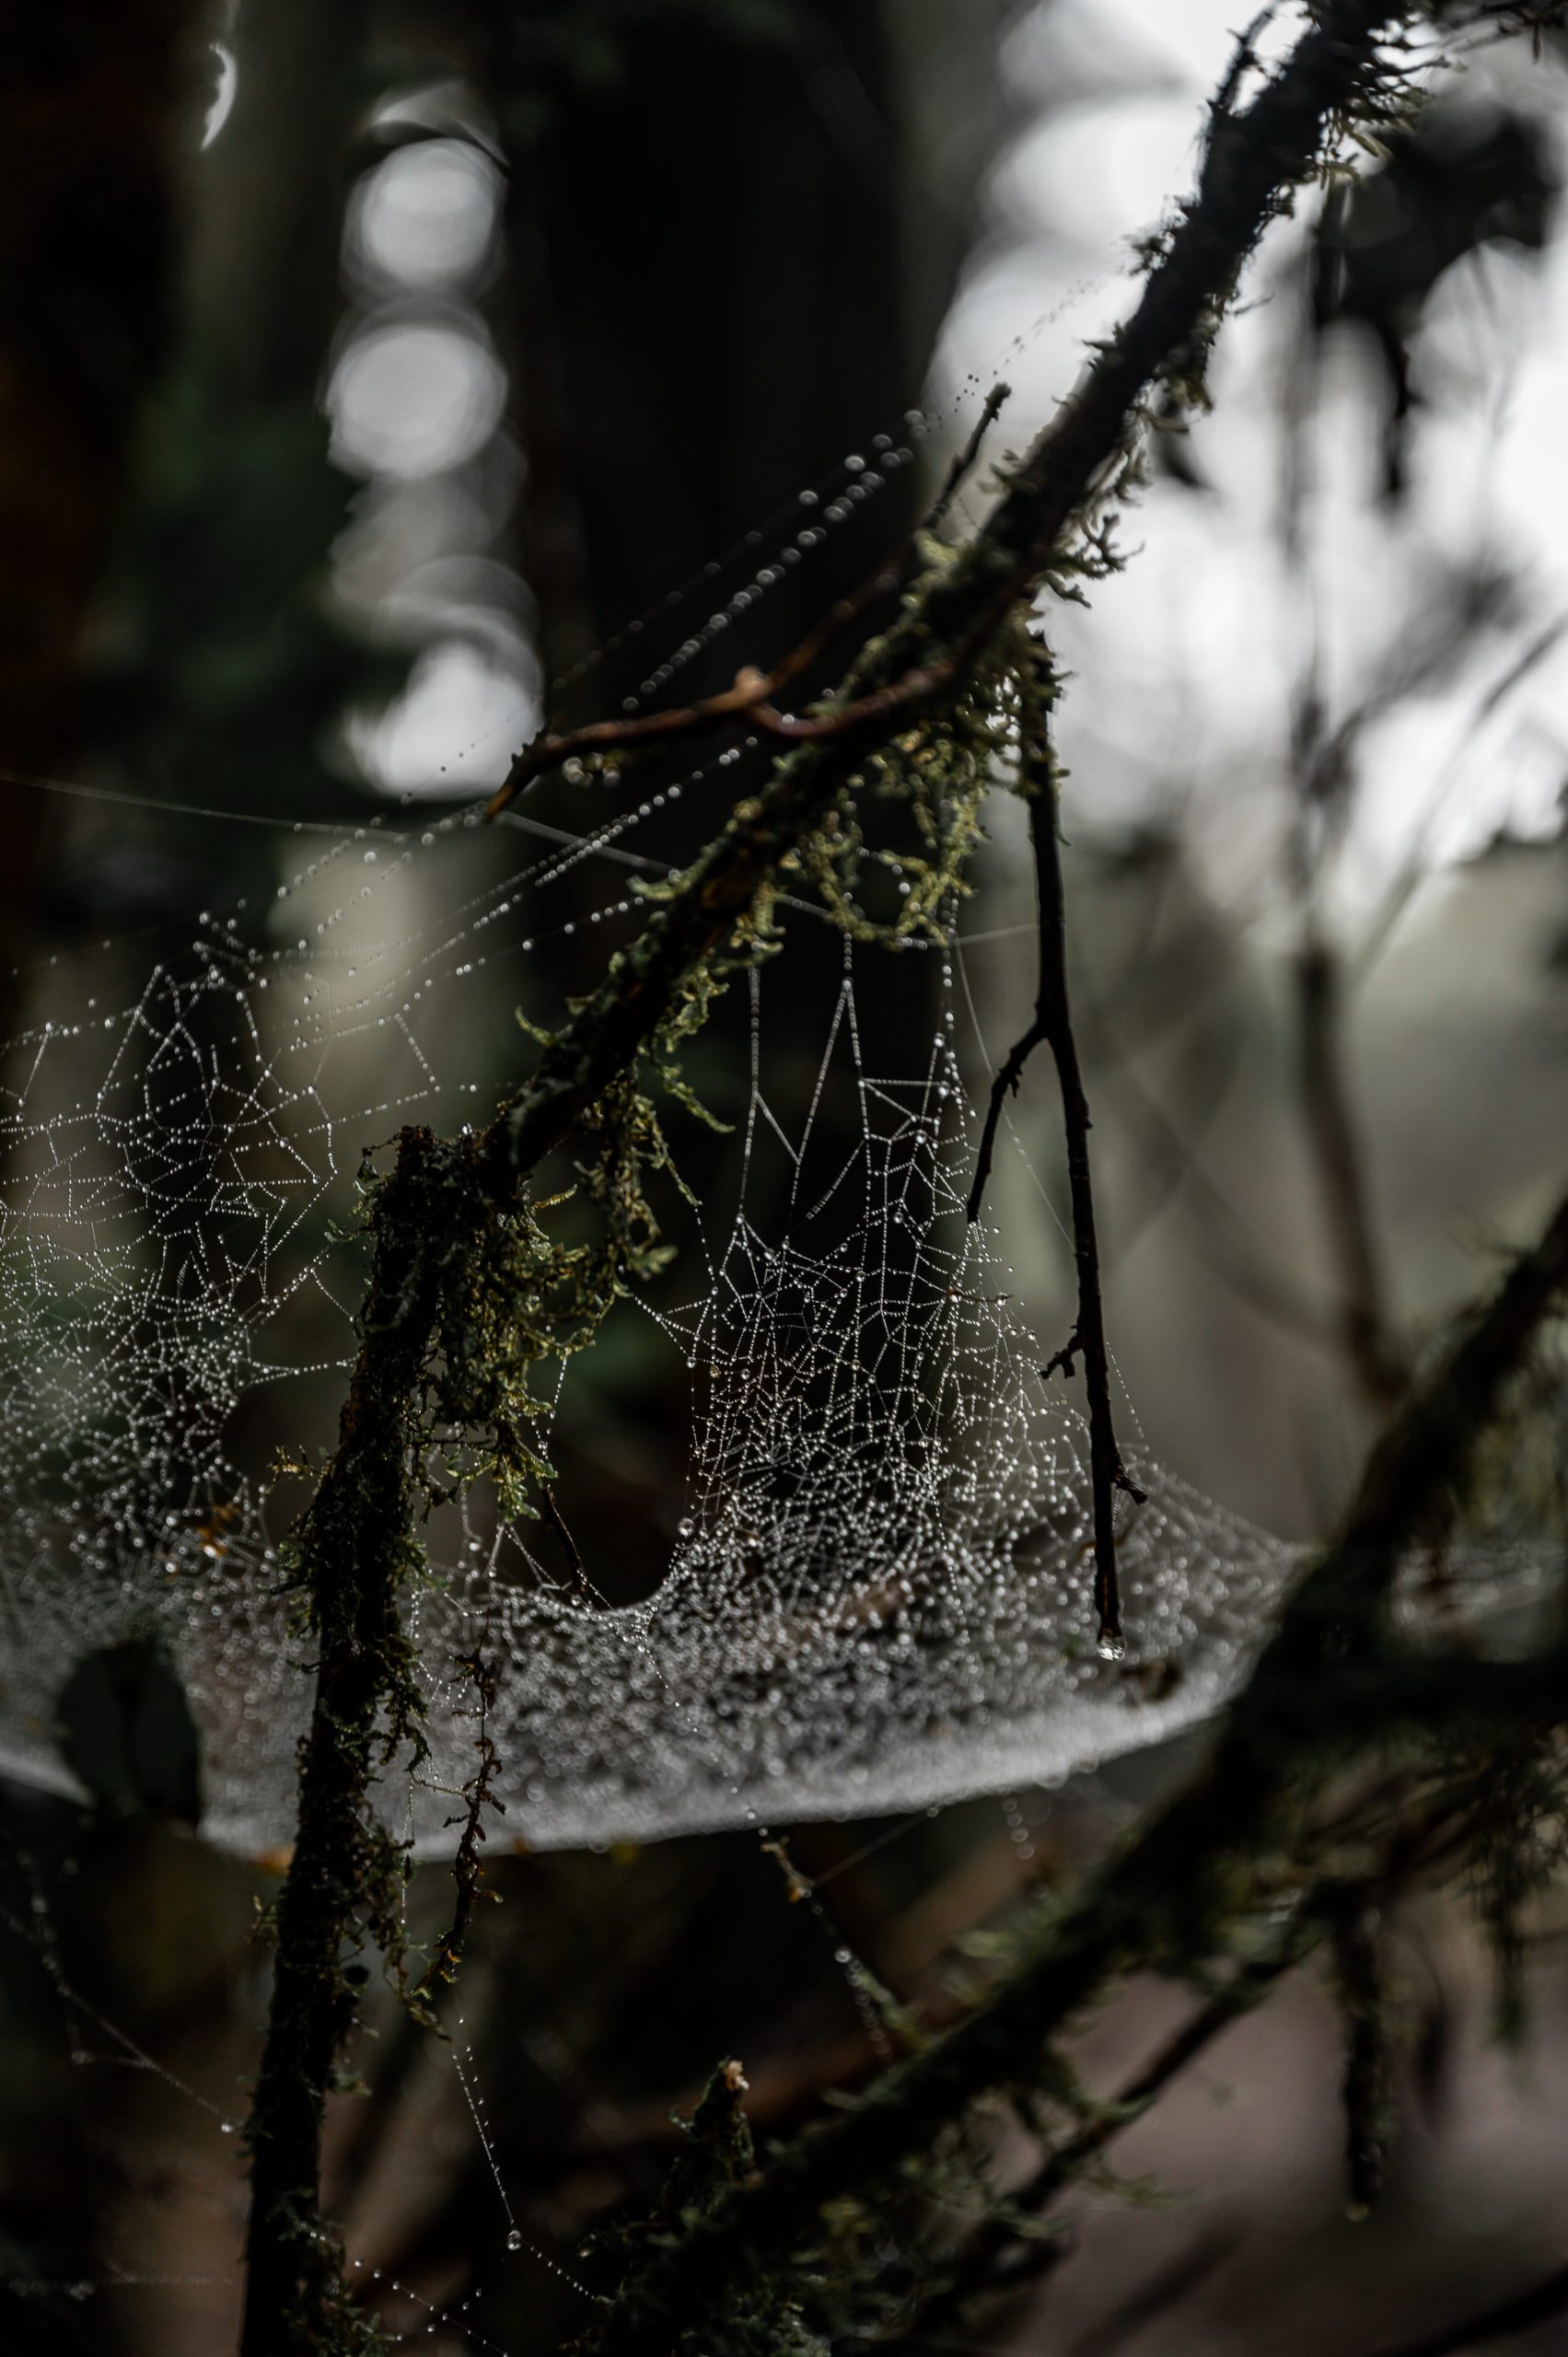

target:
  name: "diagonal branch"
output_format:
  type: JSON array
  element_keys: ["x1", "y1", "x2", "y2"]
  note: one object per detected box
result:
[
  {"x1": 905, "y1": 1900, "x2": 1321, "y2": 2339},
  {"x1": 924, "y1": 377, "x2": 1012, "y2": 536}
]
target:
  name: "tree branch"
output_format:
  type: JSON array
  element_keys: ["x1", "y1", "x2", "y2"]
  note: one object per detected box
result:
[
  {"x1": 242, "y1": 1129, "x2": 461, "y2": 2355},
  {"x1": 411, "y1": 1636, "x2": 502, "y2": 2014},
  {"x1": 901, "y1": 1900, "x2": 1321, "y2": 2341}
]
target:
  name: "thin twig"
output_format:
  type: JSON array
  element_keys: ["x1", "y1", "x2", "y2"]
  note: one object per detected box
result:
[
  {"x1": 925, "y1": 381, "x2": 1011, "y2": 535},
  {"x1": 540, "y1": 1483, "x2": 588, "y2": 1595},
  {"x1": 482, "y1": 542, "x2": 904, "y2": 817},
  {"x1": 412, "y1": 1638, "x2": 504, "y2": 2013},
  {"x1": 967, "y1": 649, "x2": 1144, "y2": 1652},
  {"x1": 486, "y1": 386, "x2": 1011, "y2": 817}
]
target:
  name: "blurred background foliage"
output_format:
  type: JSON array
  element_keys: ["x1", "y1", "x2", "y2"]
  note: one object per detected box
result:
[{"x1": 4, "y1": 3, "x2": 1568, "y2": 2352}]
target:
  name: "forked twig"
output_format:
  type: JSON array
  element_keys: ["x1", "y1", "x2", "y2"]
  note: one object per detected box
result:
[
  {"x1": 484, "y1": 383, "x2": 1013, "y2": 817},
  {"x1": 967, "y1": 645, "x2": 1144, "y2": 1653}
]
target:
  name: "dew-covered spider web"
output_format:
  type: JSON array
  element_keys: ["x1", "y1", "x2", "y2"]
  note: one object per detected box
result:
[
  {"x1": 0, "y1": 326, "x2": 1547, "y2": 1866},
  {"x1": 0, "y1": 779, "x2": 1536, "y2": 1866},
  {"x1": 0, "y1": 858, "x2": 1218, "y2": 1852}
]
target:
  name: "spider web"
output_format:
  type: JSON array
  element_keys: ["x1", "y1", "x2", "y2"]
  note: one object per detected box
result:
[
  {"x1": 0, "y1": 830, "x2": 1308, "y2": 1860},
  {"x1": 0, "y1": 406, "x2": 1543, "y2": 1864}
]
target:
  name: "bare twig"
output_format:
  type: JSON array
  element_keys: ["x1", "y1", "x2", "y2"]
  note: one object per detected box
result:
[
  {"x1": 482, "y1": 543, "x2": 906, "y2": 817},
  {"x1": 540, "y1": 1483, "x2": 588, "y2": 1596},
  {"x1": 967, "y1": 650, "x2": 1144, "y2": 1653},
  {"x1": 925, "y1": 380, "x2": 1011, "y2": 535},
  {"x1": 485, "y1": 386, "x2": 1012, "y2": 817}
]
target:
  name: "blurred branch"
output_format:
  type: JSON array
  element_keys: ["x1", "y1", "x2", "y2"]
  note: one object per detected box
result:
[
  {"x1": 900, "y1": 1900, "x2": 1321, "y2": 2341},
  {"x1": 1276, "y1": 352, "x2": 1523, "y2": 1421},
  {"x1": 1295, "y1": 936, "x2": 1409, "y2": 1410},
  {"x1": 967, "y1": 653, "x2": 1144, "y2": 1653},
  {"x1": 1363, "y1": 2258, "x2": 1568, "y2": 2357},
  {"x1": 1354, "y1": 609, "x2": 1568, "y2": 981},
  {"x1": 1282, "y1": 567, "x2": 1448, "y2": 1424},
  {"x1": 1072, "y1": 961, "x2": 1348, "y2": 1351}
]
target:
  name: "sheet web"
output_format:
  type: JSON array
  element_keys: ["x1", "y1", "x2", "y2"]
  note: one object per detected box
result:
[
  {"x1": 0, "y1": 306, "x2": 1543, "y2": 1875},
  {"x1": 0, "y1": 753, "x2": 1310, "y2": 1862}
]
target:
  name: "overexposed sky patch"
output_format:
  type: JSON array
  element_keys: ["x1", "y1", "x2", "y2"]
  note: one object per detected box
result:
[{"x1": 937, "y1": 0, "x2": 1568, "y2": 919}]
